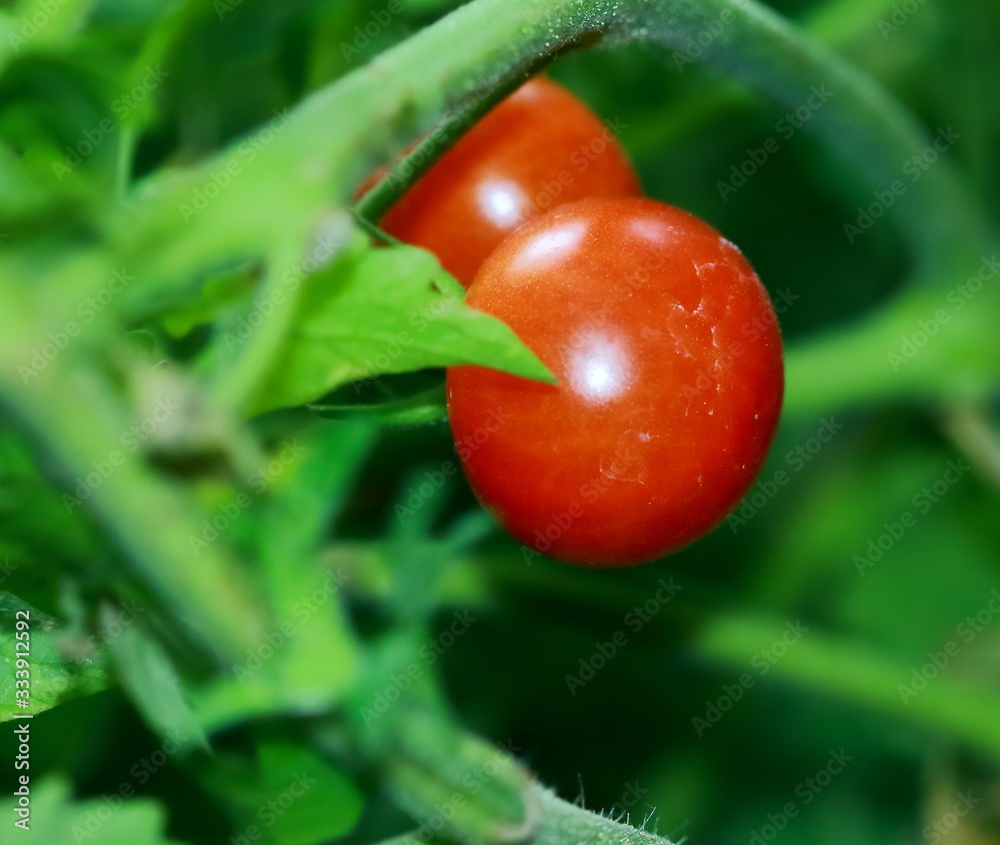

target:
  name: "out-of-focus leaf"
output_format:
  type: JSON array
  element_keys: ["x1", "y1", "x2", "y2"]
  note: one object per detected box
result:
[
  {"x1": 102, "y1": 603, "x2": 208, "y2": 753},
  {"x1": 753, "y1": 432, "x2": 999, "y2": 663},
  {"x1": 161, "y1": 266, "x2": 256, "y2": 338},
  {"x1": 252, "y1": 421, "x2": 374, "y2": 711},
  {"x1": 695, "y1": 612, "x2": 1000, "y2": 765},
  {"x1": 0, "y1": 776, "x2": 191, "y2": 845},
  {"x1": 203, "y1": 740, "x2": 363, "y2": 845}
]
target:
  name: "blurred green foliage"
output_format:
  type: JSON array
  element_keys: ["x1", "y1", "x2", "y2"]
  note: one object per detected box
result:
[{"x1": 0, "y1": 0, "x2": 999, "y2": 844}]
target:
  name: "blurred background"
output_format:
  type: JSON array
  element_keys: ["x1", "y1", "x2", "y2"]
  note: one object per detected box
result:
[{"x1": 1, "y1": 0, "x2": 999, "y2": 843}]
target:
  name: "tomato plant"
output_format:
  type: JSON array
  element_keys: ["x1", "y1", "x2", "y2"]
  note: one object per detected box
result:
[
  {"x1": 447, "y1": 197, "x2": 784, "y2": 565},
  {"x1": 1, "y1": 1, "x2": 998, "y2": 844}
]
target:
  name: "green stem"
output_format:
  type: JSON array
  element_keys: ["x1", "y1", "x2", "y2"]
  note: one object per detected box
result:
[
  {"x1": 696, "y1": 612, "x2": 1000, "y2": 766},
  {"x1": 784, "y1": 271, "x2": 1000, "y2": 417},
  {"x1": 0, "y1": 365, "x2": 266, "y2": 665},
  {"x1": 941, "y1": 404, "x2": 1000, "y2": 488},
  {"x1": 353, "y1": 45, "x2": 571, "y2": 224},
  {"x1": 115, "y1": 125, "x2": 136, "y2": 201},
  {"x1": 379, "y1": 784, "x2": 675, "y2": 845},
  {"x1": 629, "y1": 0, "x2": 914, "y2": 159}
]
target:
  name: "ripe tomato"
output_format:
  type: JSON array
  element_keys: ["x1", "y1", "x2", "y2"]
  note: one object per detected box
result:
[
  {"x1": 446, "y1": 197, "x2": 784, "y2": 567},
  {"x1": 373, "y1": 77, "x2": 640, "y2": 286}
]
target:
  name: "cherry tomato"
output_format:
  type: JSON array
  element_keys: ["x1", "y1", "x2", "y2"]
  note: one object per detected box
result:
[
  {"x1": 374, "y1": 77, "x2": 640, "y2": 286},
  {"x1": 446, "y1": 197, "x2": 784, "y2": 567}
]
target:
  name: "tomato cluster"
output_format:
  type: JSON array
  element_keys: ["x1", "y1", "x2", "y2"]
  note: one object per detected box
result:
[{"x1": 367, "y1": 76, "x2": 784, "y2": 567}]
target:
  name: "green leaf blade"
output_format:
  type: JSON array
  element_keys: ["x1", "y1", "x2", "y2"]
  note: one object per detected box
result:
[{"x1": 249, "y1": 242, "x2": 554, "y2": 416}]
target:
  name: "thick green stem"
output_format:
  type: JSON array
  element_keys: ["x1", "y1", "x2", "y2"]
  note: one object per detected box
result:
[
  {"x1": 0, "y1": 364, "x2": 266, "y2": 665},
  {"x1": 379, "y1": 784, "x2": 675, "y2": 845}
]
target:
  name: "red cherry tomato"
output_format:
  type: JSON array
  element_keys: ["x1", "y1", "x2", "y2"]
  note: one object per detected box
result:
[
  {"x1": 446, "y1": 197, "x2": 784, "y2": 567},
  {"x1": 374, "y1": 77, "x2": 641, "y2": 286}
]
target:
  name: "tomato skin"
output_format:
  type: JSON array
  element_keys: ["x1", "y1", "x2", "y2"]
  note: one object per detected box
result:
[
  {"x1": 446, "y1": 198, "x2": 784, "y2": 567},
  {"x1": 377, "y1": 77, "x2": 640, "y2": 286}
]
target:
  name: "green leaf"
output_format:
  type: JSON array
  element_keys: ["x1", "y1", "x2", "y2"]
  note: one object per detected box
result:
[
  {"x1": 248, "y1": 241, "x2": 554, "y2": 416},
  {"x1": 203, "y1": 740, "x2": 364, "y2": 845},
  {"x1": 694, "y1": 612, "x2": 1000, "y2": 766},
  {"x1": 189, "y1": 423, "x2": 376, "y2": 734},
  {"x1": 102, "y1": 603, "x2": 209, "y2": 754},
  {"x1": 0, "y1": 594, "x2": 112, "y2": 722},
  {"x1": 0, "y1": 776, "x2": 191, "y2": 845},
  {"x1": 259, "y1": 741, "x2": 363, "y2": 845},
  {"x1": 252, "y1": 422, "x2": 373, "y2": 711},
  {"x1": 161, "y1": 266, "x2": 258, "y2": 338}
]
